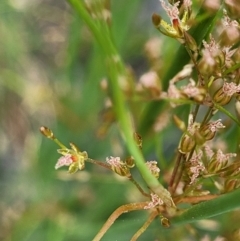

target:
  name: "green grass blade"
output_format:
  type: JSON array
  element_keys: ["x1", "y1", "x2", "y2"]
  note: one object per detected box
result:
[{"x1": 171, "y1": 188, "x2": 240, "y2": 225}]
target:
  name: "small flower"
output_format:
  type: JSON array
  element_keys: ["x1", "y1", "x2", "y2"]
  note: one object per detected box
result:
[
  {"x1": 203, "y1": 145, "x2": 214, "y2": 159},
  {"x1": 189, "y1": 152, "x2": 205, "y2": 184},
  {"x1": 208, "y1": 119, "x2": 225, "y2": 132},
  {"x1": 153, "y1": 0, "x2": 192, "y2": 39},
  {"x1": 138, "y1": 71, "x2": 162, "y2": 97},
  {"x1": 145, "y1": 161, "x2": 160, "y2": 178},
  {"x1": 160, "y1": 0, "x2": 180, "y2": 22},
  {"x1": 221, "y1": 10, "x2": 240, "y2": 45},
  {"x1": 222, "y1": 9, "x2": 239, "y2": 28},
  {"x1": 208, "y1": 149, "x2": 236, "y2": 173},
  {"x1": 106, "y1": 156, "x2": 131, "y2": 177},
  {"x1": 202, "y1": 35, "x2": 220, "y2": 55},
  {"x1": 215, "y1": 149, "x2": 236, "y2": 163},
  {"x1": 55, "y1": 154, "x2": 73, "y2": 169},
  {"x1": 144, "y1": 193, "x2": 164, "y2": 209},
  {"x1": 213, "y1": 81, "x2": 240, "y2": 105},
  {"x1": 222, "y1": 82, "x2": 240, "y2": 96},
  {"x1": 198, "y1": 120, "x2": 225, "y2": 143},
  {"x1": 222, "y1": 47, "x2": 237, "y2": 66},
  {"x1": 106, "y1": 156, "x2": 121, "y2": 166},
  {"x1": 56, "y1": 143, "x2": 88, "y2": 174},
  {"x1": 144, "y1": 37, "x2": 162, "y2": 60},
  {"x1": 181, "y1": 79, "x2": 206, "y2": 102}
]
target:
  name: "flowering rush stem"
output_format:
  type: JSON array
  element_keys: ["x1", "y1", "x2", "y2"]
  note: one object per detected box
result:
[{"x1": 67, "y1": 0, "x2": 175, "y2": 209}]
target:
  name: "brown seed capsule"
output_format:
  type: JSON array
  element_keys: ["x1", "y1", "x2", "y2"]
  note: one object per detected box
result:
[
  {"x1": 199, "y1": 124, "x2": 216, "y2": 141},
  {"x1": 160, "y1": 216, "x2": 170, "y2": 228},
  {"x1": 125, "y1": 156, "x2": 135, "y2": 168},
  {"x1": 224, "y1": 179, "x2": 237, "y2": 192},
  {"x1": 208, "y1": 157, "x2": 228, "y2": 174},
  {"x1": 112, "y1": 163, "x2": 131, "y2": 177},
  {"x1": 213, "y1": 86, "x2": 232, "y2": 106},
  {"x1": 179, "y1": 133, "x2": 195, "y2": 154}
]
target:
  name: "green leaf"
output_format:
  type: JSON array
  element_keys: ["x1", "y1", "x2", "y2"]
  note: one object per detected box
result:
[{"x1": 171, "y1": 188, "x2": 240, "y2": 225}]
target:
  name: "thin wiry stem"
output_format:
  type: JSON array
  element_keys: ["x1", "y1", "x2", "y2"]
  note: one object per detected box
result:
[
  {"x1": 130, "y1": 210, "x2": 159, "y2": 241},
  {"x1": 92, "y1": 202, "x2": 149, "y2": 241},
  {"x1": 128, "y1": 176, "x2": 151, "y2": 197},
  {"x1": 169, "y1": 152, "x2": 183, "y2": 194},
  {"x1": 171, "y1": 154, "x2": 187, "y2": 195},
  {"x1": 174, "y1": 194, "x2": 218, "y2": 204},
  {"x1": 200, "y1": 107, "x2": 214, "y2": 127},
  {"x1": 53, "y1": 138, "x2": 68, "y2": 150},
  {"x1": 86, "y1": 158, "x2": 112, "y2": 170}
]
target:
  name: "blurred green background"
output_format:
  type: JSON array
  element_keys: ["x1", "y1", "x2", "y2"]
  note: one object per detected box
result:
[{"x1": 1, "y1": 0, "x2": 240, "y2": 240}]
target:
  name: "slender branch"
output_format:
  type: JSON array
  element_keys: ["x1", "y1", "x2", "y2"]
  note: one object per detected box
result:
[
  {"x1": 53, "y1": 138, "x2": 68, "y2": 150},
  {"x1": 128, "y1": 176, "x2": 151, "y2": 197},
  {"x1": 169, "y1": 152, "x2": 183, "y2": 192},
  {"x1": 92, "y1": 202, "x2": 149, "y2": 241},
  {"x1": 200, "y1": 107, "x2": 214, "y2": 127},
  {"x1": 171, "y1": 154, "x2": 186, "y2": 195},
  {"x1": 192, "y1": 104, "x2": 200, "y2": 122},
  {"x1": 174, "y1": 194, "x2": 218, "y2": 204},
  {"x1": 86, "y1": 158, "x2": 112, "y2": 170},
  {"x1": 130, "y1": 210, "x2": 159, "y2": 241}
]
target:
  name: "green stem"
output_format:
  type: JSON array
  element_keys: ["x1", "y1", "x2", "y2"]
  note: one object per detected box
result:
[
  {"x1": 130, "y1": 211, "x2": 158, "y2": 241},
  {"x1": 214, "y1": 102, "x2": 240, "y2": 127},
  {"x1": 86, "y1": 158, "x2": 112, "y2": 170},
  {"x1": 53, "y1": 138, "x2": 68, "y2": 150},
  {"x1": 67, "y1": 0, "x2": 175, "y2": 208}
]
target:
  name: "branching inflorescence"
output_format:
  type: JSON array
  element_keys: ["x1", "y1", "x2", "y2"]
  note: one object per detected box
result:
[{"x1": 40, "y1": 0, "x2": 240, "y2": 240}]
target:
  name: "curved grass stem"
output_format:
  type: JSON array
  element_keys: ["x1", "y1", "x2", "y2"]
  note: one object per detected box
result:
[{"x1": 92, "y1": 202, "x2": 149, "y2": 241}]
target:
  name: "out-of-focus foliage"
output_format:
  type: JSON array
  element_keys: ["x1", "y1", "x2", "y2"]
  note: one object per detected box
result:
[{"x1": 1, "y1": 0, "x2": 240, "y2": 241}]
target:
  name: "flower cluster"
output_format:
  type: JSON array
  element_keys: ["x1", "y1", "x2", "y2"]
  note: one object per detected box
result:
[
  {"x1": 106, "y1": 156, "x2": 131, "y2": 177},
  {"x1": 145, "y1": 161, "x2": 161, "y2": 178},
  {"x1": 188, "y1": 151, "x2": 205, "y2": 184},
  {"x1": 152, "y1": 0, "x2": 192, "y2": 40},
  {"x1": 55, "y1": 144, "x2": 88, "y2": 174},
  {"x1": 144, "y1": 193, "x2": 164, "y2": 209}
]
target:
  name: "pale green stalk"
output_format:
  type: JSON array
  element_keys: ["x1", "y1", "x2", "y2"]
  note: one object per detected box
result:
[{"x1": 67, "y1": 0, "x2": 174, "y2": 208}]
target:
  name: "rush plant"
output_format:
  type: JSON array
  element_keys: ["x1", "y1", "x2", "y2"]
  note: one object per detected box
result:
[{"x1": 40, "y1": 0, "x2": 240, "y2": 240}]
